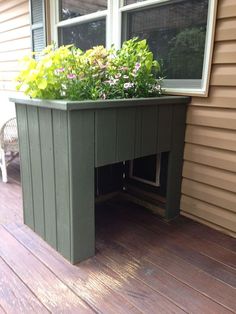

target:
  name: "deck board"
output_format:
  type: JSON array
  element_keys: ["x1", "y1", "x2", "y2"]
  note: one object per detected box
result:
[{"x1": 0, "y1": 159, "x2": 235, "y2": 313}]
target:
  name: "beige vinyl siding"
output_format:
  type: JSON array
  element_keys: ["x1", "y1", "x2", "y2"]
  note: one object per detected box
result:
[
  {"x1": 0, "y1": 0, "x2": 31, "y2": 94},
  {"x1": 181, "y1": 0, "x2": 236, "y2": 237}
]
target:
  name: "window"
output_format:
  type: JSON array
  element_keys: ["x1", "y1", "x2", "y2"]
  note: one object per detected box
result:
[
  {"x1": 56, "y1": 0, "x2": 107, "y2": 49},
  {"x1": 59, "y1": 0, "x2": 107, "y2": 20},
  {"x1": 51, "y1": 0, "x2": 217, "y2": 96},
  {"x1": 58, "y1": 19, "x2": 106, "y2": 50},
  {"x1": 130, "y1": 155, "x2": 161, "y2": 187}
]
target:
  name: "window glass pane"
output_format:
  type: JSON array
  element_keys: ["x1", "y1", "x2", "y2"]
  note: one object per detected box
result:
[
  {"x1": 59, "y1": 0, "x2": 107, "y2": 21},
  {"x1": 123, "y1": 0, "x2": 147, "y2": 5},
  {"x1": 123, "y1": 0, "x2": 208, "y2": 80},
  {"x1": 132, "y1": 155, "x2": 158, "y2": 183},
  {"x1": 59, "y1": 19, "x2": 106, "y2": 51}
]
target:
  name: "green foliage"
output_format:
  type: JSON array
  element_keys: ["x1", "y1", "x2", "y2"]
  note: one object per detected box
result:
[
  {"x1": 168, "y1": 27, "x2": 206, "y2": 79},
  {"x1": 16, "y1": 38, "x2": 163, "y2": 100}
]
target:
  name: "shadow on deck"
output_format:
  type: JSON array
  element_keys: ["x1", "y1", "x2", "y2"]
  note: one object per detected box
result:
[{"x1": 0, "y1": 159, "x2": 235, "y2": 313}]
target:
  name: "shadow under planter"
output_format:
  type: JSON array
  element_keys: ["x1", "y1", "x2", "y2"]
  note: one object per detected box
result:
[{"x1": 10, "y1": 96, "x2": 190, "y2": 264}]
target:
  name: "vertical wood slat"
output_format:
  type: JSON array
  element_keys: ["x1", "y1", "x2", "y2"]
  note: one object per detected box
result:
[
  {"x1": 157, "y1": 105, "x2": 173, "y2": 152},
  {"x1": 53, "y1": 110, "x2": 71, "y2": 260},
  {"x1": 166, "y1": 104, "x2": 187, "y2": 220},
  {"x1": 38, "y1": 109, "x2": 57, "y2": 249},
  {"x1": 134, "y1": 107, "x2": 142, "y2": 157},
  {"x1": 136, "y1": 106, "x2": 159, "y2": 157},
  {"x1": 27, "y1": 107, "x2": 45, "y2": 238},
  {"x1": 116, "y1": 107, "x2": 136, "y2": 161},
  {"x1": 15, "y1": 104, "x2": 34, "y2": 229},
  {"x1": 143, "y1": 106, "x2": 158, "y2": 156},
  {"x1": 95, "y1": 109, "x2": 116, "y2": 167},
  {"x1": 69, "y1": 110, "x2": 95, "y2": 263}
]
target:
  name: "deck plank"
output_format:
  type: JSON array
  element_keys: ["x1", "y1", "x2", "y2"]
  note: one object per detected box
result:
[
  {"x1": 0, "y1": 160, "x2": 235, "y2": 314},
  {"x1": 122, "y1": 202, "x2": 236, "y2": 269},
  {"x1": 0, "y1": 226, "x2": 94, "y2": 313},
  {"x1": 6, "y1": 223, "x2": 141, "y2": 314},
  {"x1": 0, "y1": 256, "x2": 49, "y2": 313},
  {"x1": 96, "y1": 202, "x2": 236, "y2": 312},
  {"x1": 96, "y1": 238, "x2": 233, "y2": 314},
  {"x1": 175, "y1": 216, "x2": 236, "y2": 253},
  {"x1": 106, "y1": 201, "x2": 236, "y2": 286},
  {"x1": 6, "y1": 223, "x2": 184, "y2": 314}
]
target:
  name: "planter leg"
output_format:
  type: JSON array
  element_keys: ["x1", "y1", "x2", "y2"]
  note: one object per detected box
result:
[
  {"x1": 165, "y1": 104, "x2": 186, "y2": 220},
  {"x1": 69, "y1": 110, "x2": 95, "y2": 264}
]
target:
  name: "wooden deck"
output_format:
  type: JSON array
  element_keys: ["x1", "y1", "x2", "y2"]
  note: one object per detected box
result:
[{"x1": 0, "y1": 160, "x2": 235, "y2": 313}]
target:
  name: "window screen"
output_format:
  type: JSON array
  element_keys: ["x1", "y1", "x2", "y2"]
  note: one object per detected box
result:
[
  {"x1": 123, "y1": 0, "x2": 208, "y2": 86},
  {"x1": 59, "y1": 19, "x2": 106, "y2": 50}
]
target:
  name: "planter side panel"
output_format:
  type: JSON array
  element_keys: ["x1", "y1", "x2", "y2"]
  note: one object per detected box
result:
[
  {"x1": 17, "y1": 105, "x2": 72, "y2": 260},
  {"x1": 16, "y1": 105, "x2": 34, "y2": 229},
  {"x1": 52, "y1": 110, "x2": 71, "y2": 260},
  {"x1": 38, "y1": 109, "x2": 57, "y2": 248},
  {"x1": 27, "y1": 107, "x2": 45, "y2": 238}
]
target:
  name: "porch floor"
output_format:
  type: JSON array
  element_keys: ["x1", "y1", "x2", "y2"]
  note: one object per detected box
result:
[{"x1": 0, "y1": 160, "x2": 235, "y2": 313}]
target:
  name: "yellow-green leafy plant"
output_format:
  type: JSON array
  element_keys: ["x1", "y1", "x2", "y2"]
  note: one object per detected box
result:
[{"x1": 16, "y1": 38, "x2": 163, "y2": 100}]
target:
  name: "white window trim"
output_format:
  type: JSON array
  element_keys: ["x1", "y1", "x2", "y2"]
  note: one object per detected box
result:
[
  {"x1": 49, "y1": 0, "x2": 218, "y2": 97},
  {"x1": 129, "y1": 154, "x2": 161, "y2": 187}
]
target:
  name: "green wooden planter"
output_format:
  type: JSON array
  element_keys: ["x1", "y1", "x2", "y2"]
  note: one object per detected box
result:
[{"x1": 10, "y1": 96, "x2": 189, "y2": 263}]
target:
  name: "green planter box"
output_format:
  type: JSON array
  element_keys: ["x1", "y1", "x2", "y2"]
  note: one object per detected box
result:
[{"x1": 10, "y1": 96, "x2": 189, "y2": 263}]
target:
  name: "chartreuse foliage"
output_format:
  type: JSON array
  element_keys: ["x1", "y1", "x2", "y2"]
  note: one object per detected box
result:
[{"x1": 16, "y1": 38, "x2": 163, "y2": 100}]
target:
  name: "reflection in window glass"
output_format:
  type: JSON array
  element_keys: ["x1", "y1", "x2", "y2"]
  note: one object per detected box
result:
[
  {"x1": 59, "y1": 0, "x2": 107, "y2": 21},
  {"x1": 124, "y1": 0, "x2": 208, "y2": 80},
  {"x1": 59, "y1": 19, "x2": 106, "y2": 51},
  {"x1": 123, "y1": 0, "x2": 147, "y2": 5}
]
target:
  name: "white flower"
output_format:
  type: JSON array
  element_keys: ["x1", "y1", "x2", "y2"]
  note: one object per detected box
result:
[{"x1": 124, "y1": 82, "x2": 134, "y2": 89}]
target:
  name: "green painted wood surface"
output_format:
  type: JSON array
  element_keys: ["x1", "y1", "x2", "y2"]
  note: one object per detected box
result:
[
  {"x1": 52, "y1": 110, "x2": 71, "y2": 260},
  {"x1": 68, "y1": 110, "x2": 95, "y2": 263},
  {"x1": 16, "y1": 105, "x2": 34, "y2": 229},
  {"x1": 15, "y1": 96, "x2": 189, "y2": 264},
  {"x1": 116, "y1": 107, "x2": 136, "y2": 162},
  {"x1": 140, "y1": 106, "x2": 159, "y2": 157},
  {"x1": 95, "y1": 109, "x2": 116, "y2": 167},
  {"x1": 157, "y1": 105, "x2": 172, "y2": 152},
  {"x1": 11, "y1": 96, "x2": 190, "y2": 111},
  {"x1": 166, "y1": 104, "x2": 187, "y2": 220},
  {"x1": 38, "y1": 109, "x2": 57, "y2": 249},
  {"x1": 27, "y1": 107, "x2": 45, "y2": 238}
]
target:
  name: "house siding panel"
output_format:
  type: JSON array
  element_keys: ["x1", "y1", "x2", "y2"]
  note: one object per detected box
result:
[
  {"x1": 0, "y1": 1, "x2": 30, "y2": 94},
  {"x1": 181, "y1": 0, "x2": 236, "y2": 236}
]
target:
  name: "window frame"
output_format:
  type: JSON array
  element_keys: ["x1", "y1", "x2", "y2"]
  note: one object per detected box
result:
[{"x1": 50, "y1": 0, "x2": 218, "y2": 97}]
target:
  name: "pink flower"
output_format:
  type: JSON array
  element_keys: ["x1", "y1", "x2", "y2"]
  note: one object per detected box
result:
[
  {"x1": 67, "y1": 73, "x2": 77, "y2": 79},
  {"x1": 133, "y1": 63, "x2": 141, "y2": 74},
  {"x1": 54, "y1": 68, "x2": 65, "y2": 75},
  {"x1": 57, "y1": 67, "x2": 65, "y2": 72}
]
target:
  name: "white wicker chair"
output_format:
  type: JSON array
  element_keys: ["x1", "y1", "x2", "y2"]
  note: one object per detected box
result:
[{"x1": 0, "y1": 117, "x2": 19, "y2": 183}]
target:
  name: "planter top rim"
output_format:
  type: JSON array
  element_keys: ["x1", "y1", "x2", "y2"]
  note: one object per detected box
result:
[{"x1": 10, "y1": 95, "x2": 190, "y2": 111}]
